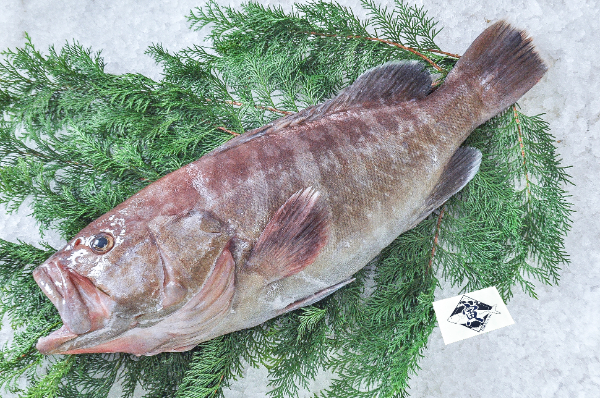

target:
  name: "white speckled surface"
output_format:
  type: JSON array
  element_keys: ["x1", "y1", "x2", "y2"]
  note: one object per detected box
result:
[{"x1": 0, "y1": 0, "x2": 598, "y2": 397}]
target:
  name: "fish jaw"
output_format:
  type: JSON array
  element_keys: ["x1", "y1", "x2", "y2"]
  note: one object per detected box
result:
[
  {"x1": 33, "y1": 260, "x2": 117, "y2": 354},
  {"x1": 32, "y1": 237, "x2": 238, "y2": 356}
]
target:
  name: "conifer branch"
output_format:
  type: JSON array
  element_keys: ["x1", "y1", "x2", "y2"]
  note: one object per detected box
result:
[
  {"x1": 305, "y1": 31, "x2": 446, "y2": 72},
  {"x1": 513, "y1": 105, "x2": 532, "y2": 197},
  {"x1": 9, "y1": 145, "x2": 88, "y2": 168},
  {"x1": 207, "y1": 98, "x2": 293, "y2": 116},
  {"x1": 424, "y1": 48, "x2": 461, "y2": 58},
  {"x1": 216, "y1": 126, "x2": 240, "y2": 136},
  {"x1": 428, "y1": 206, "x2": 445, "y2": 273},
  {"x1": 224, "y1": 100, "x2": 293, "y2": 115}
]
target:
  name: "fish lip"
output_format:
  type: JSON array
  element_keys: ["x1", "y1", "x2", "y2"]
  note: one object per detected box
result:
[
  {"x1": 32, "y1": 265, "x2": 62, "y2": 305},
  {"x1": 33, "y1": 260, "x2": 117, "y2": 354}
]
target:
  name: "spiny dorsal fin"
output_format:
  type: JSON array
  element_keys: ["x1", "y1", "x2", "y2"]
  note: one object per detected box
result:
[
  {"x1": 270, "y1": 61, "x2": 432, "y2": 130},
  {"x1": 245, "y1": 187, "x2": 330, "y2": 284},
  {"x1": 324, "y1": 61, "x2": 432, "y2": 108},
  {"x1": 416, "y1": 147, "x2": 482, "y2": 222},
  {"x1": 212, "y1": 62, "x2": 432, "y2": 154}
]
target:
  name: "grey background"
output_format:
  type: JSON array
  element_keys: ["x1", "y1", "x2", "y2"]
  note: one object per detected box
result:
[{"x1": 0, "y1": 0, "x2": 598, "y2": 397}]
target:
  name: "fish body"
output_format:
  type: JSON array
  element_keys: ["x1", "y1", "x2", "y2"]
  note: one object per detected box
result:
[{"x1": 33, "y1": 21, "x2": 546, "y2": 355}]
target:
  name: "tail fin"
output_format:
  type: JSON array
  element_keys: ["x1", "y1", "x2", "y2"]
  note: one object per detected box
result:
[{"x1": 445, "y1": 21, "x2": 547, "y2": 117}]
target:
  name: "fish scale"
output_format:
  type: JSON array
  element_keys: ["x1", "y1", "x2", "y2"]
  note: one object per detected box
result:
[{"x1": 32, "y1": 21, "x2": 547, "y2": 355}]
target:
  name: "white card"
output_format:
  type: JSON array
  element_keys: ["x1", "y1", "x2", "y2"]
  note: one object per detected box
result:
[{"x1": 433, "y1": 286, "x2": 514, "y2": 345}]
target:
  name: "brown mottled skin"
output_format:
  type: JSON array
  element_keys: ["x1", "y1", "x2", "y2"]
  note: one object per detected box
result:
[{"x1": 32, "y1": 21, "x2": 547, "y2": 355}]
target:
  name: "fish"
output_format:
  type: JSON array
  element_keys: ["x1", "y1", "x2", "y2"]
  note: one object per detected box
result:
[{"x1": 32, "y1": 21, "x2": 546, "y2": 356}]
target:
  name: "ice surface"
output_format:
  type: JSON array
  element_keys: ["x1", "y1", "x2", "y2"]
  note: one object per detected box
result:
[{"x1": 0, "y1": 0, "x2": 598, "y2": 397}]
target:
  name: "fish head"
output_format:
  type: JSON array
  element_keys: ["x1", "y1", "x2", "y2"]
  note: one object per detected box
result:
[{"x1": 33, "y1": 204, "x2": 234, "y2": 355}]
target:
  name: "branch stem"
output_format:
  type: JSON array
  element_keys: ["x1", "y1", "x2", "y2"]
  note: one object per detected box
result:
[
  {"x1": 211, "y1": 374, "x2": 225, "y2": 397},
  {"x1": 424, "y1": 48, "x2": 461, "y2": 58},
  {"x1": 216, "y1": 126, "x2": 240, "y2": 136},
  {"x1": 305, "y1": 31, "x2": 446, "y2": 72},
  {"x1": 512, "y1": 105, "x2": 532, "y2": 199},
  {"x1": 224, "y1": 100, "x2": 292, "y2": 115},
  {"x1": 428, "y1": 206, "x2": 445, "y2": 273}
]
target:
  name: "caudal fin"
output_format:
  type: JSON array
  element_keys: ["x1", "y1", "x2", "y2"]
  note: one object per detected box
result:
[{"x1": 445, "y1": 21, "x2": 547, "y2": 117}]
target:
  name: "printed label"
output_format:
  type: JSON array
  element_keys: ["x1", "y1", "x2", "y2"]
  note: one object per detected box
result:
[{"x1": 433, "y1": 286, "x2": 514, "y2": 344}]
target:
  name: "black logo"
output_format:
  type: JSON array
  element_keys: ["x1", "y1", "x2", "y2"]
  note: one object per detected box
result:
[{"x1": 447, "y1": 295, "x2": 500, "y2": 332}]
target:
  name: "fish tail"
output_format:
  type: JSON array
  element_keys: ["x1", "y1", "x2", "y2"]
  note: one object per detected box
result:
[{"x1": 444, "y1": 21, "x2": 547, "y2": 121}]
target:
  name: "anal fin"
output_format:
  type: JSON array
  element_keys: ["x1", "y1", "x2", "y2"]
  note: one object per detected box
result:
[
  {"x1": 417, "y1": 147, "x2": 482, "y2": 222},
  {"x1": 245, "y1": 187, "x2": 330, "y2": 283}
]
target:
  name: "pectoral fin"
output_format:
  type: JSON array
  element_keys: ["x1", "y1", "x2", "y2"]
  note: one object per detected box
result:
[{"x1": 245, "y1": 187, "x2": 330, "y2": 283}]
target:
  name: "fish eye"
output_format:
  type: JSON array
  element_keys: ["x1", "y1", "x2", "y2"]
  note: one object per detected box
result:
[{"x1": 90, "y1": 232, "x2": 114, "y2": 254}]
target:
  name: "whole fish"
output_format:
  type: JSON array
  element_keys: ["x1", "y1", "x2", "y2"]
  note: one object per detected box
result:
[{"x1": 33, "y1": 21, "x2": 546, "y2": 355}]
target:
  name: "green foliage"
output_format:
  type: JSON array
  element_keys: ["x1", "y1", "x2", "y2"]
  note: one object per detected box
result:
[
  {"x1": 440, "y1": 108, "x2": 571, "y2": 301},
  {"x1": 0, "y1": 33, "x2": 233, "y2": 238},
  {"x1": 361, "y1": 0, "x2": 441, "y2": 49},
  {"x1": 0, "y1": 1, "x2": 571, "y2": 397},
  {"x1": 0, "y1": 240, "x2": 60, "y2": 394}
]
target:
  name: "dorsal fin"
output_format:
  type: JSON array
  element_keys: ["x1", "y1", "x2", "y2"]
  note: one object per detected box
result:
[
  {"x1": 270, "y1": 62, "x2": 432, "y2": 131},
  {"x1": 322, "y1": 61, "x2": 432, "y2": 109},
  {"x1": 211, "y1": 62, "x2": 432, "y2": 155}
]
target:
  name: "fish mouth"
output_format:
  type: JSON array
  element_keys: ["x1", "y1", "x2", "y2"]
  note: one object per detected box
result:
[{"x1": 33, "y1": 261, "x2": 117, "y2": 354}]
